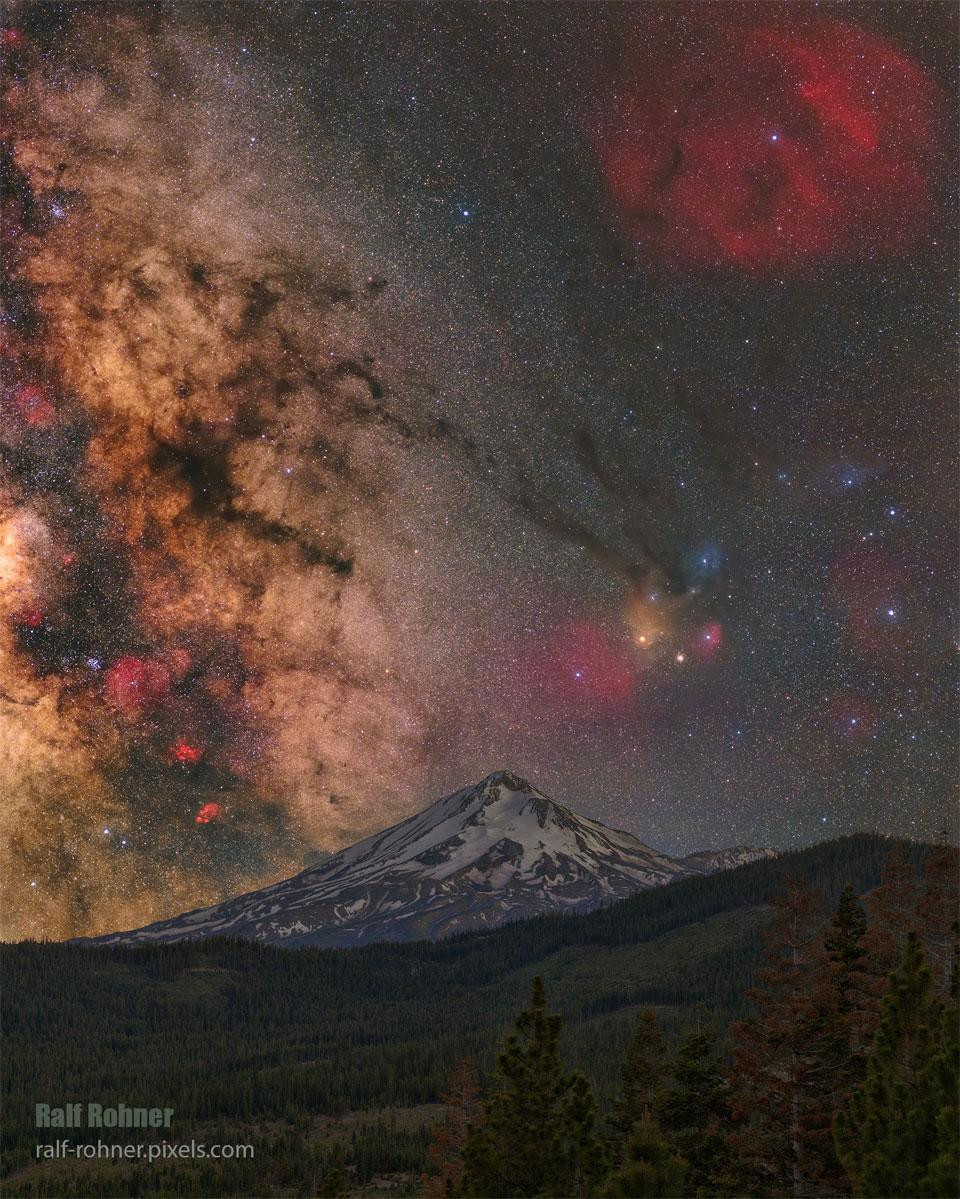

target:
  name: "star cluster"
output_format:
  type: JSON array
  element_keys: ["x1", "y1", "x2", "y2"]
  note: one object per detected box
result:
[{"x1": 1, "y1": 1, "x2": 955, "y2": 940}]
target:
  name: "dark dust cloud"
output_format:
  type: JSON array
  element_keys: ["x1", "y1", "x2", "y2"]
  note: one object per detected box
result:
[{"x1": 1, "y1": 2, "x2": 956, "y2": 939}]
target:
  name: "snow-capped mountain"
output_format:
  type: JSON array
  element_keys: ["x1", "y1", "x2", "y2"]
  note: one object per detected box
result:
[
  {"x1": 81, "y1": 772, "x2": 776, "y2": 948},
  {"x1": 679, "y1": 846, "x2": 779, "y2": 873}
]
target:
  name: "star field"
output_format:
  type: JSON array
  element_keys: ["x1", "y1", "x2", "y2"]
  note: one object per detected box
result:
[{"x1": 0, "y1": 1, "x2": 956, "y2": 940}]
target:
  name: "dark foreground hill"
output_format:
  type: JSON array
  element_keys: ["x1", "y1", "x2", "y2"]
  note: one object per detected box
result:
[{"x1": 0, "y1": 834, "x2": 930, "y2": 1197}]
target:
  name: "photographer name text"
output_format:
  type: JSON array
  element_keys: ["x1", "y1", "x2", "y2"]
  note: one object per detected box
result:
[{"x1": 36, "y1": 1103, "x2": 174, "y2": 1129}]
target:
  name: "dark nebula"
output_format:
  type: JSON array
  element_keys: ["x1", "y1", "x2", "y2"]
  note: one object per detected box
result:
[{"x1": 0, "y1": 1, "x2": 955, "y2": 940}]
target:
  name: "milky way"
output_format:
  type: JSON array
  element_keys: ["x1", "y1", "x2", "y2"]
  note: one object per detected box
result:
[{"x1": 1, "y1": 2, "x2": 956, "y2": 940}]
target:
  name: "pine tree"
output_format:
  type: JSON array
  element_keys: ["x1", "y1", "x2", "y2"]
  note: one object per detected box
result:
[
  {"x1": 459, "y1": 977, "x2": 608, "y2": 1198},
  {"x1": 834, "y1": 933, "x2": 948, "y2": 1197},
  {"x1": 317, "y1": 1164, "x2": 349, "y2": 1197},
  {"x1": 728, "y1": 876, "x2": 826, "y2": 1198},
  {"x1": 916, "y1": 840, "x2": 960, "y2": 997},
  {"x1": 562, "y1": 1070, "x2": 609, "y2": 1198},
  {"x1": 824, "y1": 885, "x2": 869, "y2": 987},
  {"x1": 606, "y1": 1115, "x2": 689, "y2": 1199},
  {"x1": 820, "y1": 883, "x2": 871, "y2": 1052},
  {"x1": 794, "y1": 884, "x2": 873, "y2": 1193},
  {"x1": 610, "y1": 1009, "x2": 666, "y2": 1154},
  {"x1": 918, "y1": 926, "x2": 959, "y2": 1197},
  {"x1": 862, "y1": 842, "x2": 918, "y2": 982},
  {"x1": 423, "y1": 1058, "x2": 480, "y2": 1199},
  {"x1": 654, "y1": 1023, "x2": 733, "y2": 1196}
]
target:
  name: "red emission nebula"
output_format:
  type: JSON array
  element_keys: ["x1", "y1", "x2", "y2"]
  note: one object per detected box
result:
[{"x1": 598, "y1": 14, "x2": 943, "y2": 270}]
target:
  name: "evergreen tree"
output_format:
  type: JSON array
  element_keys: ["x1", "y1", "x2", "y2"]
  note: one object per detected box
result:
[
  {"x1": 459, "y1": 977, "x2": 608, "y2": 1198},
  {"x1": 423, "y1": 1058, "x2": 480, "y2": 1199},
  {"x1": 834, "y1": 933, "x2": 948, "y2": 1197},
  {"x1": 606, "y1": 1116, "x2": 689, "y2": 1199},
  {"x1": 609, "y1": 1009, "x2": 666, "y2": 1153},
  {"x1": 862, "y1": 842, "x2": 918, "y2": 988},
  {"x1": 793, "y1": 883, "x2": 873, "y2": 1194},
  {"x1": 824, "y1": 885, "x2": 869, "y2": 987},
  {"x1": 728, "y1": 876, "x2": 826, "y2": 1198},
  {"x1": 562, "y1": 1070, "x2": 609, "y2": 1198},
  {"x1": 916, "y1": 840, "x2": 960, "y2": 997},
  {"x1": 317, "y1": 1164, "x2": 349, "y2": 1197},
  {"x1": 654, "y1": 1024, "x2": 734, "y2": 1196},
  {"x1": 918, "y1": 927, "x2": 959, "y2": 1197}
]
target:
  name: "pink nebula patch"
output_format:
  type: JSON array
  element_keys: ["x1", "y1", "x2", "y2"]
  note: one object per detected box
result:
[
  {"x1": 170, "y1": 739, "x2": 203, "y2": 764},
  {"x1": 194, "y1": 802, "x2": 223, "y2": 825},
  {"x1": 528, "y1": 620, "x2": 638, "y2": 712},
  {"x1": 103, "y1": 655, "x2": 171, "y2": 716},
  {"x1": 597, "y1": 14, "x2": 942, "y2": 270},
  {"x1": 8, "y1": 383, "x2": 56, "y2": 427}
]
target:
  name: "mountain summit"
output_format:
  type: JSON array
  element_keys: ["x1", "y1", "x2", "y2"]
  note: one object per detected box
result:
[{"x1": 82, "y1": 772, "x2": 776, "y2": 948}]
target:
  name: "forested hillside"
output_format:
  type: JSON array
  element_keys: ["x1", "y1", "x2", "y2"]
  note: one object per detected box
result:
[{"x1": 0, "y1": 835, "x2": 944, "y2": 1197}]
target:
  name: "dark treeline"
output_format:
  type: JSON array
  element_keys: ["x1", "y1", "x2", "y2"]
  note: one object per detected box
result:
[
  {"x1": 427, "y1": 842, "x2": 959, "y2": 1198},
  {"x1": 1, "y1": 834, "x2": 953, "y2": 1197}
]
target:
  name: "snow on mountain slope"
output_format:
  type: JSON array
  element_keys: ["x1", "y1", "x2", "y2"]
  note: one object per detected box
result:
[
  {"x1": 679, "y1": 846, "x2": 779, "y2": 873},
  {"x1": 80, "y1": 772, "x2": 776, "y2": 948}
]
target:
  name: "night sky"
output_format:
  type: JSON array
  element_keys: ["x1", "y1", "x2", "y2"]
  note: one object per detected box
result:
[{"x1": 1, "y1": 1, "x2": 956, "y2": 941}]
